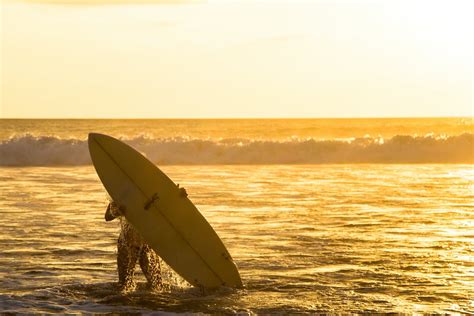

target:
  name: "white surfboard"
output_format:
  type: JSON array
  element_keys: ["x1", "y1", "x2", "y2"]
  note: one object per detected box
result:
[{"x1": 88, "y1": 133, "x2": 242, "y2": 288}]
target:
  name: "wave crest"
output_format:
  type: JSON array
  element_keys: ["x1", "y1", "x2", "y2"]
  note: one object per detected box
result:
[{"x1": 0, "y1": 133, "x2": 472, "y2": 166}]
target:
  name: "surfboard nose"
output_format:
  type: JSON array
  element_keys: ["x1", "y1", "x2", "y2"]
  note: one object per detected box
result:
[
  {"x1": 88, "y1": 132, "x2": 101, "y2": 140},
  {"x1": 88, "y1": 133, "x2": 97, "y2": 149},
  {"x1": 88, "y1": 133, "x2": 108, "y2": 153},
  {"x1": 88, "y1": 133, "x2": 109, "y2": 146}
]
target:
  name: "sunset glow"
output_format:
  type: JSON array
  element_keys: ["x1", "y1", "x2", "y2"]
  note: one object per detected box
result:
[{"x1": 1, "y1": 0, "x2": 472, "y2": 118}]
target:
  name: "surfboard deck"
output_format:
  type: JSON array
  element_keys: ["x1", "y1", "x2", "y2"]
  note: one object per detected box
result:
[{"x1": 88, "y1": 133, "x2": 242, "y2": 288}]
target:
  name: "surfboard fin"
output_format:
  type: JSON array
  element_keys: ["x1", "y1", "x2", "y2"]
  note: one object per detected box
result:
[{"x1": 179, "y1": 187, "x2": 188, "y2": 197}]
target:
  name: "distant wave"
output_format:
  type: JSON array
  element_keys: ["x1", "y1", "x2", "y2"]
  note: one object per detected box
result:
[{"x1": 0, "y1": 134, "x2": 472, "y2": 166}]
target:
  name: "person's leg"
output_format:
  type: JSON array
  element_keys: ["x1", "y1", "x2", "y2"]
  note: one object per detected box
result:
[
  {"x1": 139, "y1": 244, "x2": 163, "y2": 291},
  {"x1": 117, "y1": 230, "x2": 140, "y2": 292}
]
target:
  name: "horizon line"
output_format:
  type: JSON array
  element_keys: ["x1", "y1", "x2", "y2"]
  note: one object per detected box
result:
[{"x1": 0, "y1": 116, "x2": 472, "y2": 120}]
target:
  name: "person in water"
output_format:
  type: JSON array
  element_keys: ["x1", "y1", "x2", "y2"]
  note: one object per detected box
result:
[{"x1": 105, "y1": 201, "x2": 163, "y2": 292}]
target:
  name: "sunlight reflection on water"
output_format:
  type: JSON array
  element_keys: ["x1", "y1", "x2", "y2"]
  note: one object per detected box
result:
[{"x1": 0, "y1": 164, "x2": 473, "y2": 314}]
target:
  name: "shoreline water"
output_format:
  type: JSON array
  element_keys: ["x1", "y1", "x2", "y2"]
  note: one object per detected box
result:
[{"x1": 1, "y1": 164, "x2": 473, "y2": 313}]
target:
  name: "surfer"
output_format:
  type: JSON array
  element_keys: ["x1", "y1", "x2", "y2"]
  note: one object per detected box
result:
[{"x1": 105, "y1": 201, "x2": 163, "y2": 292}]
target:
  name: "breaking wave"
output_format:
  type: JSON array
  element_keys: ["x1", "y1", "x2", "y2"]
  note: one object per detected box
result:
[{"x1": 0, "y1": 133, "x2": 472, "y2": 166}]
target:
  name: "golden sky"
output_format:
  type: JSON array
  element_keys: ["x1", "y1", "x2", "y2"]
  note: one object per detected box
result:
[{"x1": 1, "y1": 0, "x2": 473, "y2": 118}]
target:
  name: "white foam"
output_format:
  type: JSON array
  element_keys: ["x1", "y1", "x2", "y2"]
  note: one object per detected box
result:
[{"x1": 0, "y1": 133, "x2": 472, "y2": 166}]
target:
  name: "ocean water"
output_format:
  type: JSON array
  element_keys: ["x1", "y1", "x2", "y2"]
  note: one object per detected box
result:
[
  {"x1": 0, "y1": 118, "x2": 473, "y2": 166},
  {"x1": 0, "y1": 118, "x2": 473, "y2": 314}
]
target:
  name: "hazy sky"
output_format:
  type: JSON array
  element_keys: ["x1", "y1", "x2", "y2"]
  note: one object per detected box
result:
[{"x1": 1, "y1": 0, "x2": 473, "y2": 118}]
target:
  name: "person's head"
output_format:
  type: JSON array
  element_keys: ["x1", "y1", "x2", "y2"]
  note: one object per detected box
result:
[{"x1": 105, "y1": 201, "x2": 124, "y2": 221}]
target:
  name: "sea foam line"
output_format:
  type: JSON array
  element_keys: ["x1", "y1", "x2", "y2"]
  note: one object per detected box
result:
[{"x1": 0, "y1": 133, "x2": 472, "y2": 166}]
